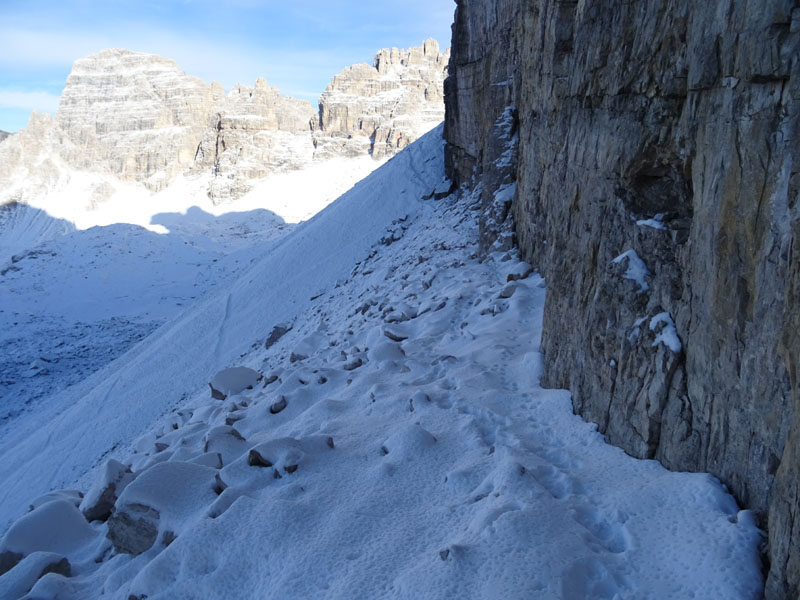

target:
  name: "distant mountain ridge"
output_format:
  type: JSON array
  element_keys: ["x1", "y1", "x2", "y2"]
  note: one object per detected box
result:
[{"x1": 0, "y1": 40, "x2": 448, "y2": 204}]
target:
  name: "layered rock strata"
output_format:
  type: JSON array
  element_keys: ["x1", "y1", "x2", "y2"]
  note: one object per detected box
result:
[
  {"x1": 444, "y1": 1, "x2": 799, "y2": 598},
  {"x1": 0, "y1": 41, "x2": 448, "y2": 205},
  {"x1": 314, "y1": 38, "x2": 449, "y2": 159}
]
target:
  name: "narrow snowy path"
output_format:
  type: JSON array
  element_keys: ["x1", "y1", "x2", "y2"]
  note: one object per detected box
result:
[{"x1": 0, "y1": 129, "x2": 763, "y2": 599}]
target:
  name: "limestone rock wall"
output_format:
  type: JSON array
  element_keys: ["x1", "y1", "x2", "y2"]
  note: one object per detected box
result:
[
  {"x1": 55, "y1": 49, "x2": 217, "y2": 191},
  {"x1": 444, "y1": 1, "x2": 799, "y2": 598},
  {"x1": 194, "y1": 79, "x2": 317, "y2": 201},
  {"x1": 314, "y1": 38, "x2": 449, "y2": 159}
]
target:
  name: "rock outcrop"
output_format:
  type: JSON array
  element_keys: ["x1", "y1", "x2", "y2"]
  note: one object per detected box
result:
[
  {"x1": 0, "y1": 130, "x2": 9, "y2": 143},
  {"x1": 0, "y1": 41, "x2": 448, "y2": 206},
  {"x1": 313, "y1": 38, "x2": 449, "y2": 159},
  {"x1": 444, "y1": 1, "x2": 799, "y2": 598}
]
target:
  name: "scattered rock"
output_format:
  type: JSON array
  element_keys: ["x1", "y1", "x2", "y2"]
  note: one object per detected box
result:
[
  {"x1": 209, "y1": 367, "x2": 262, "y2": 400},
  {"x1": 263, "y1": 374, "x2": 279, "y2": 386},
  {"x1": 270, "y1": 397, "x2": 288, "y2": 414},
  {"x1": 507, "y1": 267, "x2": 534, "y2": 282},
  {"x1": 80, "y1": 459, "x2": 135, "y2": 522},
  {"x1": 28, "y1": 489, "x2": 83, "y2": 513},
  {"x1": 0, "y1": 551, "x2": 23, "y2": 576},
  {"x1": 161, "y1": 531, "x2": 177, "y2": 548},
  {"x1": 40, "y1": 557, "x2": 71, "y2": 578},
  {"x1": 248, "y1": 450, "x2": 273, "y2": 468},
  {"x1": 343, "y1": 358, "x2": 364, "y2": 371},
  {"x1": 264, "y1": 323, "x2": 292, "y2": 350},
  {"x1": 383, "y1": 329, "x2": 408, "y2": 342},
  {"x1": 1, "y1": 499, "x2": 97, "y2": 560},
  {"x1": 107, "y1": 504, "x2": 160, "y2": 556},
  {"x1": 498, "y1": 284, "x2": 516, "y2": 299},
  {"x1": 290, "y1": 353, "x2": 307, "y2": 363}
]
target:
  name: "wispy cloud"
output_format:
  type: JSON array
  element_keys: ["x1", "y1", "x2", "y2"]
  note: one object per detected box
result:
[{"x1": 0, "y1": 89, "x2": 61, "y2": 112}]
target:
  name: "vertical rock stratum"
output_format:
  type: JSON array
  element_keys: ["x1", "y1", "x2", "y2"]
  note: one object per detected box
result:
[
  {"x1": 0, "y1": 41, "x2": 449, "y2": 205},
  {"x1": 444, "y1": 1, "x2": 799, "y2": 598}
]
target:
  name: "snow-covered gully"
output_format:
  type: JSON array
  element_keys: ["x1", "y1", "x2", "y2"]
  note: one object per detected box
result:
[{"x1": 0, "y1": 129, "x2": 762, "y2": 598}]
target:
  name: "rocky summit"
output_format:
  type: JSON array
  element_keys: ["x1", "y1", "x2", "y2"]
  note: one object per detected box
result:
[
  {"x1": 0, "y1": 40, "x2": 449, "y2": 205},
  {"x1": 313, "y1": 38, "x2": 449, "y2": 160}
]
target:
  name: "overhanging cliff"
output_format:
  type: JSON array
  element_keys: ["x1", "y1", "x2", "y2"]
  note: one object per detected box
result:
[{"x1": 444, "y1": 1, "x2": 799, "y2": 597}]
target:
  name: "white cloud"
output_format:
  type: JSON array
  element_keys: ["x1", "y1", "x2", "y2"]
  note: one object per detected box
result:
[
  {"x1": 0, "y1": 89, "x2": 61, "y2": 113},
  {"x1": 0, "y1": 25, "x2": 357, "y2": 100}
]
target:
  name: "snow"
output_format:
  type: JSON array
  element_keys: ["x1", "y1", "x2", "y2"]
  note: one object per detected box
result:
[
  {"x1": 0, "y1": 500, "x2": 97, "y2": 558},
  {"x1": 650, "y1": 312, "x2": 683, "y2": 353},
  {"x1": 208, "y1": 367, "x2": 262, "y2": 399},
  {"x1": 636, "y1": 215, "x2": 667, "y2": 230},
  {"x1": 0, "y1": 126, "x2": 762, "y2": 598},
  {"x1": 612, "y1": 249, "x2": 650, "y2": 293}
]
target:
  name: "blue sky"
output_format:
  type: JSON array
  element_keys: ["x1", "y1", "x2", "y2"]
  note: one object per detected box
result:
[{"x1": 0, "y1": 0, "x2": 454, "y2": 133}]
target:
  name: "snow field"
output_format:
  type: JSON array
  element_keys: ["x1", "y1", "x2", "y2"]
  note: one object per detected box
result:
[{"x1": 0, "y1": 127, "x2": 763, "y2": 598}]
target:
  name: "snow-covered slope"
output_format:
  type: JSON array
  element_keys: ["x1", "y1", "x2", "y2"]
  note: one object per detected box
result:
[
  {"x1": 0, "y1": 128, "x2": 763, "y2": 599},
  {"x1": 0, "y1": 152, "x2": 384, "y2": 425}
]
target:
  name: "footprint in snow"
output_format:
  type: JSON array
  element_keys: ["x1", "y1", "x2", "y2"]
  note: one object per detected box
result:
[{"x1": 571, "y1": 505, "x2": 630, "y2": 554}]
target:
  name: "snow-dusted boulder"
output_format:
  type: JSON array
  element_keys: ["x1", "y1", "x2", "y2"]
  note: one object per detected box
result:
[
  {"x1": 0, "y1": 552, "x2": 71, "y2": 599},
  {"x1": 208, "y1": 366, "x2": 261, "y2": 400},
  {"x1": 0, "y1": 499, "x2": 96, "y2": 560},
  {"x1": 107, "y1": 462, "x2": 219, "y2": 555},
  {"x1": 80, "y1": 459, "x2": 135, "y2": 522},
  {"x1": 26, "y1": 489, "x2": 83, "y2": 513}
]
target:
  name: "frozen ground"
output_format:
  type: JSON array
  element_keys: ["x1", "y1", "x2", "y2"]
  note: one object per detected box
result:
[{"x1": 0, "y1": 128, "x2": 763, "y2": 598}]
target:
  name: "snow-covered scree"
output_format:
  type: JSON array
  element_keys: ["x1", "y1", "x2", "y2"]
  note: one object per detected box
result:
[{"x1": 0, "y1": 128, "x2": 763, "y2": 598}]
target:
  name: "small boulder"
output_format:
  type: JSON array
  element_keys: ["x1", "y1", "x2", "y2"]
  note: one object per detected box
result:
[
  {"x1": 343, "y1": 357, "x2": 364, "y2": 371},
  {"x1": 383, "y1": 328, "x2": 408, "y2": 342},
  {"x1": 209, "y1": 367, "x2": 262, "y2": 400},
  {"x1": 270, "y1": 397, "x2": 288, "y2": 415},
  {"x1": 0, "y1": 551, "x2": 22, "y2": 576},
  {"x1": 248, "y1": 450, "x2": 273, "y2": 468},
  {"x1": 0, "y1": 500, "x2": 97, "y2": 570},
  {"x1": 108, "y1": 462, "x2": 219, "y2": 555},
  {"x1": 107, "y1": 504, "x2": 160, "y2": 556},
  {"x1": 498, "y1": 284, "x2": 517, "y2": 299},
  {"x1": 264, "y1": 323, "x2": 292, "y2": 350},
  {"x1": 80, "y1": 459, "x2": 135, "y2": 522}
]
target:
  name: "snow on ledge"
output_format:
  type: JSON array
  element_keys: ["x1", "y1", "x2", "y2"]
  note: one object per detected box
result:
[
  {"x1": 612, "y1": 249, "x2": 650, "y2": 293},
  {"x1": 650, "y1": 312, "x2": 683, "y2": 353}
]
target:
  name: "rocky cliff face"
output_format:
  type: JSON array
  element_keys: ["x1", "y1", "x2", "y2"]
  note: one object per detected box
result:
[
  {"x1": 0, "y1": 41, "x2": 448, "y2": 205},
  {"x1": 314, "y1": 38, "x2": 449, "y2": 159},
  {"x1": 444, "y1": 1, "x2": 799, "y2": 598}
]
